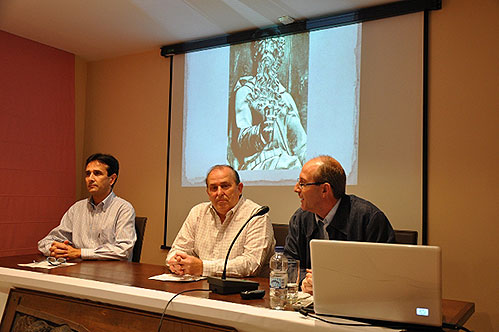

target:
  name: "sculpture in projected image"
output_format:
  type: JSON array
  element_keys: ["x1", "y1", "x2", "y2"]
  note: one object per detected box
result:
[{"x1": 228, "y1": 35, "x2": 307, "y2": 171}]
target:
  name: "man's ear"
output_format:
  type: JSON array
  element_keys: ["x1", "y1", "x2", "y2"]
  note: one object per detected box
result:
[
  {"x1": 109, "y1": 174, "x2": 117, "y2": 186},
  {"x1": 322, "y1": 182, "x2": 332, "y2": 195}
]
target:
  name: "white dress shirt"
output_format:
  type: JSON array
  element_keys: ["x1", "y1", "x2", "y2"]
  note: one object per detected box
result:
[{"x1": 166, "y1": 197, "x2": 275, "y2": 277}]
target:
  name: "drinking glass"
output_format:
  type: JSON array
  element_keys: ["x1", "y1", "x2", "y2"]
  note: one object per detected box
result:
[{"x1": 286, "y1": 259, "x2": 300, "y2": 305}]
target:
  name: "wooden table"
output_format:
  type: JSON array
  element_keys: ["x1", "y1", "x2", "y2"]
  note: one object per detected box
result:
[
  {"x1": 0, "y1": 254, "x2": 474, "y2": 331},
  {"x1": 0, "y1": 254, "x2": 270, "y2": 307}
]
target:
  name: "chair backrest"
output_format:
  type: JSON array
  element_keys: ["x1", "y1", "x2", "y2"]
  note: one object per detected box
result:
[
  {"x1": 394, "y1": 229, "x2": 418, "y2": 245},
  {"x1": 272, "y1": 223, "x2": 289, "y2": 247},
  {"x1": 132, "y1": 217, "x2": 147, "y2": 262}
]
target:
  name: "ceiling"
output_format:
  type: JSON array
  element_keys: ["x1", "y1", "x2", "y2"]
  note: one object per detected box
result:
[{"x1": 0, "y1": 0, "x2": 399, "y2": 61}]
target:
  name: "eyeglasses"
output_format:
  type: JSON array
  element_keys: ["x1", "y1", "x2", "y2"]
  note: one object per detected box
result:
[
  {"x1": 296, "y1": 179, "x2": 326, "y2": 189},
  {"x1": 47, "y1": 257, "x2": 67, "y2": 266}
]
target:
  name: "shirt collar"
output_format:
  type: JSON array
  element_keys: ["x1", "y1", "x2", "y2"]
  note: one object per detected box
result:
[
  {"x1": 88, "y1": 191, "x2": 115, "y2": 211},
  {"x1": 209, "y1": 196, "x2": 245, "y2": 224},
  {"x1": 315, "y1": 198, "x2": 342, "y2": 228}
]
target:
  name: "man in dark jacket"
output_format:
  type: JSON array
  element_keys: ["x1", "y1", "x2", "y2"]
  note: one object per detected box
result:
[{"x1": 284, "y1": 155, "x2": 395, "y2": 294}]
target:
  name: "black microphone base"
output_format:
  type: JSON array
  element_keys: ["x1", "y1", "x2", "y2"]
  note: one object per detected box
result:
[{"x1": 207, "y1": 276, "x2": 259, "y2": 295}]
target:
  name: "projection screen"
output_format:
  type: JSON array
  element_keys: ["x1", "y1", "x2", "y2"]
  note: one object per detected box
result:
[{"x1": 165, "y1": 11, "x2": 424, "y2": 245}]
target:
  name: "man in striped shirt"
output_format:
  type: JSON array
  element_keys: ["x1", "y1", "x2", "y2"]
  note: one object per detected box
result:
[{"x1": 37, "y1": 153, "x2": 136, "y2": 261}]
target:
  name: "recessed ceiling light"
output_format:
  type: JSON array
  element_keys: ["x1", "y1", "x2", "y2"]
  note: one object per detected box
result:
[{"x1": 278, "y1": 15, "x2": 295, "y2": 25}]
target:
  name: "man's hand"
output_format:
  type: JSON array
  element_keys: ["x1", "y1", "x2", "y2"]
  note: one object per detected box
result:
[
  {"x1": 301, "y1": 268, "x2": 313, "y2": 295},
  {"x1": 167, "y1": 251, "x2": 203, "y2": 276},
  {"x1": 167, "y1": 252, "x2": 184, "y2": 275},
  {"x1": 49, "y1": 240, "x2": 81, "y2": 260}
]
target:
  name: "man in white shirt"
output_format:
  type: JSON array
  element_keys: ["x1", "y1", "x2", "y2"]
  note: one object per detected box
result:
[
  {"x1": 37, "y1": 153, "x2": 136, "y2": 261},
  {"x1": 167, "y1": 165, "x2": 275, "y2": 277}
]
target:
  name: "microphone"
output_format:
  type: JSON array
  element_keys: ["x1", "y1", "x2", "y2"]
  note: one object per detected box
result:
[{"x1": 207, "y1": 206, "x2": 270, "y2": 294}]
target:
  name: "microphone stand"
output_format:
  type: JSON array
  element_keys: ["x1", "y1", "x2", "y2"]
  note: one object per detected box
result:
[{"x1": 207, "y1": 206, "x2": 269, "y2": 295}]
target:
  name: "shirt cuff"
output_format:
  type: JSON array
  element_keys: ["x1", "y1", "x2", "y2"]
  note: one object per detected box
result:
[
  {"x1": 80, "y1": 248, "x2": 92, "y2": 260},
  {"x1": 40, "y1": 243, "x2": 51, "y2": 256},
  {"x1": 166, "y1": 249, "x2": 176, "y2": 263},
  {"x1": 202, "y1": 260, "x2": 217, "y2": 276}
]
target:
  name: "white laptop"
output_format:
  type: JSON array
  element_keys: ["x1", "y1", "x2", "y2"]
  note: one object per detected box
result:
[{"x1": 310, "y1": 240, "x2": 442, "y2": 327}]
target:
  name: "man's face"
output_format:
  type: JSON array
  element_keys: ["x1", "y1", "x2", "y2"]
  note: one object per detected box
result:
[
  {"x1": 206, "y1": 167, "x2": 243, "y2": 217},
  {"x1": 85, "y1": 160, "x2": 116, "y2": 199},
  {"x1": 294, "y1": 160, "x2": 324, "y2": 214}
]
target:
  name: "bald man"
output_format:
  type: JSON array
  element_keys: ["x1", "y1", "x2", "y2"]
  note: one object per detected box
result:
[
  {"x1": 166, "y1": 165, "x2": 275, "y2": 277},
  {"x1": 284, "y1": 155, "x2": 395, "y2": 294}
]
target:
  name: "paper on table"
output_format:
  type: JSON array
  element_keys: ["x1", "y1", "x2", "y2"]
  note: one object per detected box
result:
[
  {"x1": 149, "y1": 273, "x2": 206, "y2": 282},
  {"x1": 18, "y1": 260, "x2": 77, "y2": 270},
  {"x1": 297, "y1": 292, "x2": 313, "y2": 307}
]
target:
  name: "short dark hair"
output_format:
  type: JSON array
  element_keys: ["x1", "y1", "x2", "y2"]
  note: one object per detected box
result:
[
  {"x1": 85, "y1": 153, "x2": 119, "y2": 188},
  {"x1": 205, "y1": 165, "x2": 241, "y2": 186},
  {"x1": 313, "y1": 155, "x2": 346, "y2": 199}
]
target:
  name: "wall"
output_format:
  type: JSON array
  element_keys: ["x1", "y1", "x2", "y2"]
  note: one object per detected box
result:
[
  {"x1": 82, "y1": 0, "x2": 498, "y2": 330},
  {"x1": 428, "y1": 0, "x2": 499, "y2": 331},
  {"x1": 75, "y1": 57, "x2": 87, "y2": 198},
  {"x1": 0, "y1": 31, "x2": 75, "y2": 257},
  {"x1": 84, "y1": 50, "x2": 170, "y2": 265}
]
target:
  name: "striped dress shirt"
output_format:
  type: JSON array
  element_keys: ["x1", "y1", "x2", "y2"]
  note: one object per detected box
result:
[{"x1": 37, "y1": 192, "x2": 136, "y2": 261}]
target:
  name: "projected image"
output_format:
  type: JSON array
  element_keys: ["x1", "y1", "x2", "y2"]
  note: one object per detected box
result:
[
  {"x1": 182, "y1": 24, "x2": 360, "y2": 186},
  {"x1": 227, "y1": 35, "x2": 308, "y2": 171}
]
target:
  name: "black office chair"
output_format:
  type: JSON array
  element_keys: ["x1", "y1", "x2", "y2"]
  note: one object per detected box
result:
[
  {"x1": 394, "y1": 229, "x2": 418, "y2": 245},
  {"x1": 272, "y1": 223, "x2": 289, "y2": 247},
  {"x1": 132, "y1": 217, "x2": 147, "y2": 262}
]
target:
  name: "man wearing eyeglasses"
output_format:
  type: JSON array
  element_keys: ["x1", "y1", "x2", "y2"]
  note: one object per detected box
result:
[
  {"x1": 166, "y1": 165, "x2": 275, "y2": 277},
  {"x1": 37, "y1": 153, "x2": 136, "y2": 261},
  {"x1": 284, "y1": 155, "x2": 395, "y2": 294}
]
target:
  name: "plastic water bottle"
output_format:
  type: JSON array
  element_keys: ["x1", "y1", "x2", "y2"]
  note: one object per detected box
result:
[{"x1": 269, "y1": 246, "x2": 288, "y2": 310}]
